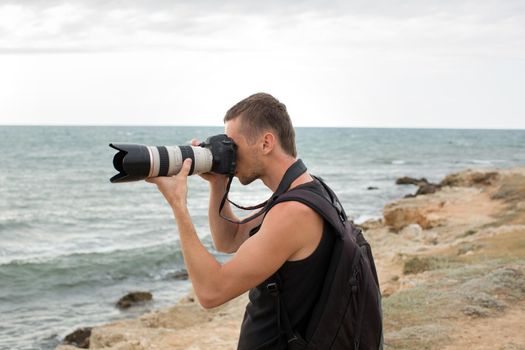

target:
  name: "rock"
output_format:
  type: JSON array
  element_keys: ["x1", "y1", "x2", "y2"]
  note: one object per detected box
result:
[
  {"x1": 383, "y1": 205, "x2": 431, "y2": 231},
  {"x1": 396, "y1": 176, "x2": 442, "y2": 197},
  {"x1": 116, "y1": 292, "x2": 153, "y2": 309},
  {"x1": 169, "y1": 269, "x2": 189, "y2": 280},
  {"x1": 64, "y1": 327, "x2": 92, "y2": 349},
  {"x1": 415, "y1": 184, "x2": 441, "y2": 196},
  {"x1": 390, "y1": 275, "x2": 400, "y2": 282},
  {"x1": 367, "y1": 186, "x2": 379, "y2": 190},
  {"x1": 396, "y1": 177, "x2": 429, "y2": 186},
  {"x1": 471, "y1": 171, "x2": 499, "y2": 185},
  {"x1": 358, "y1": 218, "x2": 384, "y2": 231},
  {"x1": 400, "y1": 224, "x2": 423, "y2": 240},
  {"x1": 440, "y1": 169, "x2": 499, "y2": 187},
  {"x1": 381, "y1": 284, "x2": 398, "y2": 298}
]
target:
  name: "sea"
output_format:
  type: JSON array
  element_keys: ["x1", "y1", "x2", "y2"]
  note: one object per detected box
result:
[{"x1": 0, "y1": 126, "x2": 524, "y2": 350}]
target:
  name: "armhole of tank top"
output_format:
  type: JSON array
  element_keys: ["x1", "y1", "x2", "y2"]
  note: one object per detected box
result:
[{"x1": 284, "y1": 220, "x2": 328, "y2": 265}]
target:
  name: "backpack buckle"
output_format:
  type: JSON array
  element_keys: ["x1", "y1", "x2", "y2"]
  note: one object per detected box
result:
[{"x1": 266, "y1": 282, "x2": 279, "y2": 297}]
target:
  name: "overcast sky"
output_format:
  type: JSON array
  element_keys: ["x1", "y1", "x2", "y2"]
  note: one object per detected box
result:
[{"x1": 0, "y1": 0, "x2": 524, "y2": 128}]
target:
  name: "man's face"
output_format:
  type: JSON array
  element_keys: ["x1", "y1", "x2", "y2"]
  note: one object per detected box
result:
[{"x1": 225, "y1": 117, "x2": 261, "y2": 185}]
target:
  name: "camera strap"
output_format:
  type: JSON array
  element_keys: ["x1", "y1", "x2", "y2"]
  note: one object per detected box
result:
[{"x1": 218, "y1": 159, "x2": 307, "y2": 225}]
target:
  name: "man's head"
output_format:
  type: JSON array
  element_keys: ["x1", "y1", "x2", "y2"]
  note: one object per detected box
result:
[
  {"x1": 224, "y1": 93, "x2": 297, "y2": 158},
  {"x1": 224, "y1": 93, "x2": 297, "y2": 185}
]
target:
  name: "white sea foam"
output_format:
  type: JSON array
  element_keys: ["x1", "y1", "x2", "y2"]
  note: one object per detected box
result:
[
  {"x1": 353, "y1": 214, "x2": 382, "y2": 225},
  {"x1": 469, "y1": 159, "x2": 504, "y2": 165}
]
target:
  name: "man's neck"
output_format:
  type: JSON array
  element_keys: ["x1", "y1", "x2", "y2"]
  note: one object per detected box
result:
[{"x1": 260, "y1": 156, "x2": 310, "y2": 193}]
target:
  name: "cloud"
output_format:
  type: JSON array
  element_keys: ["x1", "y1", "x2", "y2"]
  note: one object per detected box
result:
[
  {"x1": 0, "y1": 0, "x2": 523, "y2": 58},
  {"x1": 1, "y1": 0, "x2": 524, "y2": 128}
]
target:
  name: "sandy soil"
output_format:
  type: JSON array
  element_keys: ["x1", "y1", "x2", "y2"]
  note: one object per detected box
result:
[{"x1": 442, "y1": 300, "x2": 525, "y2": 350}]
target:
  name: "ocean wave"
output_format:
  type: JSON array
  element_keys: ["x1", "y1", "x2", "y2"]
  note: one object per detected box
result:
[
  {"x1": 0, "y1": 243, "x2": 187, "y2": 296},
  {"x1": 468, "y1": 159, "x2": 504, "y2": 165},
  {"x1": 0, "y1": 241, "x2": 184, "y2": 267},
  {"x1": 0, "y1": 220, "x2": 34, "y2": 233},
  {"x1": 367, "y1": 158, "x2": 419, "y2": 166}
]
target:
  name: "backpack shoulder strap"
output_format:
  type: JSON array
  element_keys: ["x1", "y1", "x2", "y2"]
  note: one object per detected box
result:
[
  {"x1": 267, "y1": 185, "x2": 347, "y2": 238},
  {"x1": 311, "y1": 175, "x2": 348, "y2": 222}
]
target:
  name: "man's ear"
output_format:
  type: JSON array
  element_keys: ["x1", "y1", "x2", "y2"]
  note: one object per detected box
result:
[{"x1": 261, "y1": 132, "x2": 276, "y2": 154}]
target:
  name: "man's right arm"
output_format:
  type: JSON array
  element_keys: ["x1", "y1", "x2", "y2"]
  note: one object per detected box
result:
[
  {"x1": 190, "y1": 139, "x2": 262, "y2": 253},
  {"x1": 206, "y1": 177, "x2": 263, "y2": 253}
]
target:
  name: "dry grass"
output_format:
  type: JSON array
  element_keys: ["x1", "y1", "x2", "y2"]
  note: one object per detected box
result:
[{"x1": 383, "y1": 227, "x2": 525, "y2": 350}]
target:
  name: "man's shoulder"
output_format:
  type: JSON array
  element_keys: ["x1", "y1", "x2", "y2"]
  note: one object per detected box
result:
[
  {"x1": 268, "y1": 199, "x2": 316, "y2": 215},
  {"x1": 264, "y1": 199, "x2": 322, "y2": 229}
]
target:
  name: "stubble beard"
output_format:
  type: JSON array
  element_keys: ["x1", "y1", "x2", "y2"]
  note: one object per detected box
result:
[
  {"x1": 238, "y1": 169, "x2": 259, "y2": 185},
  {"x1": 237, "y1": 159, "x2": 262, "y2": 186}
]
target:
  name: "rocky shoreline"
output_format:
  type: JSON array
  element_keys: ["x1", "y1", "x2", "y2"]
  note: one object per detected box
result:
[{"x1": 57, "y1": 166, "x2": 525, "y2": 350}]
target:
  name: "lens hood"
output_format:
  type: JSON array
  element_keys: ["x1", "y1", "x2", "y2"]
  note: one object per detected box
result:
[{"x1": 109, "y1": 143, "x2": 151, "y2": 183}]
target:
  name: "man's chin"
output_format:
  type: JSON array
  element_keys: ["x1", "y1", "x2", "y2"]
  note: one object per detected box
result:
[{"x1": 237, "y1": 175, "x2": 257, "y2": 186}]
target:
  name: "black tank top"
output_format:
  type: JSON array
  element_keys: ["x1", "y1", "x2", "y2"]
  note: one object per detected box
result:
[{"x1": 237, "y1": 181, "x2": 335, "y2": 349}]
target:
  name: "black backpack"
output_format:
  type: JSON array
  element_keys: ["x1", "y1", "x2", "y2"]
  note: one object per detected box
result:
[{"x1": 267, "y1": 176, "x2": 384, "y2": 350}]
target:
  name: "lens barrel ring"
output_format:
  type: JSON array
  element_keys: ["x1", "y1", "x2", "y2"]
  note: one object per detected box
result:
[
  {"x1": 157, "y1": 146, "x2": 170, "y2": 176},
  {"x1": 179, "y1": 146, "x2": 196, "y2": 175}
]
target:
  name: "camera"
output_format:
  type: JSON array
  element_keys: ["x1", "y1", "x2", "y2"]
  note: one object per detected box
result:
[{"x1": 109, "y1": 134, "x2": 237, "y2": 183}]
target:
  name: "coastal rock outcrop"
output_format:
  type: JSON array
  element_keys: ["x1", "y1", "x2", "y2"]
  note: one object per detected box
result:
[
  {"x1": 116, "y1": 292, "x2": 153, "y2": 309},
  {"x1": 383, "y1": 203, "x2": 433, "y2": 231},
  {"x1": 415, "y1": 183, "x2": 441, "y2": 196},
  {"x1": 396, "y1": 176, "x2": 442, "y2": 197},
  {"x1": 78, "y1": 292, "x2": 246, "y2": 350},
  {"x1": 63, "y1": 327, "x2": 92, "y2": 349},
  {"x1": 384, "y1": 168, "x2": 521, "y2": 232},
  {"x1": 440, "y1": 169, "x2": 499, "y2": 187},
  {"x1": 55, "y1": 166, "x2": 525, "y2": 350},
  {"x1": 396, "y1": 176, "x2": 429, "y2": 186}
]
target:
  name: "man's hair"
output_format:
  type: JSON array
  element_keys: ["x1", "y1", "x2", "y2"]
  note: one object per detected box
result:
[{"x1": 224, "y1": 93, "x2": 297, "y2": 157}]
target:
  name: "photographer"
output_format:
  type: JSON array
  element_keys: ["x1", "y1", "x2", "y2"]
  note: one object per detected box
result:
[{"x1": 147, "y1": 93, "x2": 334, "y2": 349}]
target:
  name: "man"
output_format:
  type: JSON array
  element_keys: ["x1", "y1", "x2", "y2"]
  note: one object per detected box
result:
[{"x1": 147, "y1": 93, "x2": 334, "y2": 348}]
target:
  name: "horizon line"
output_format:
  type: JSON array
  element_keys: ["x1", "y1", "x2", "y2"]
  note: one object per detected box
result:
[{"x1": 0, "y1": 123, "x2": 524, "y2": 131}]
